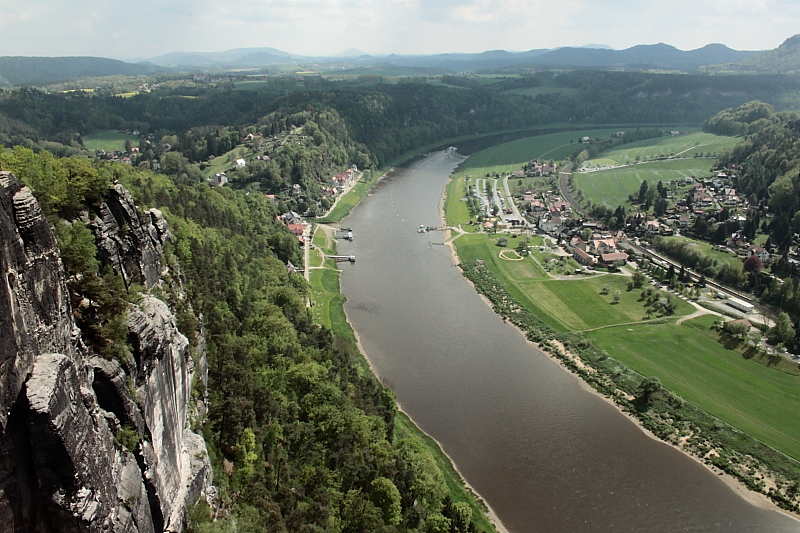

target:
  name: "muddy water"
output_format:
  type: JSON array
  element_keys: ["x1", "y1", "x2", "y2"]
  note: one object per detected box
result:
[{"x1": 337, "y1": 151, "x2": 799, "y2": 533}]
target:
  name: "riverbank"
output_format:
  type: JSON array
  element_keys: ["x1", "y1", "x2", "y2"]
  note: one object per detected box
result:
[{"x1": 439, "y1": 180, "x2": 800, "y2": 521}]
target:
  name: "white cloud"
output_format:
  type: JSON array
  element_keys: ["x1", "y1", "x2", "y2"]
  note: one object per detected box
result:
[{"x1": 0, "y1": 0, "x2": 796, "y2": 58}]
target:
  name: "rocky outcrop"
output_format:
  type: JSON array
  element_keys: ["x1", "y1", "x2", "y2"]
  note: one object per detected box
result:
[
  {"x1": 0, "y1": 172, "x2": 77, "y2": 431},
  {"x1": 88, "y1": 184, "x2": 172, "y2": 289},
  {"x1": 0, "y1": 173, "x2": 210, "y2": 533}
]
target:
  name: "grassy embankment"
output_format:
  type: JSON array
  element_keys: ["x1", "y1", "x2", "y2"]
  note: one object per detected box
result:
[
  {"x1": 82, "y1": 130, "x2": 141, "y2": 152},
  {"x1": 573, "y1": 132, "x2": 740, "y2": 208},
  {"x1": 443, "y1": 130, "x2": 800, "y2": 512},
  {"x1": 306, "y1": 225, "x2": 498, "y2": 532}
]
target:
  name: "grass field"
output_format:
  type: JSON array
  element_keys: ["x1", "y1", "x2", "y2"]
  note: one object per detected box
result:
[
  {"x1": 575, "y1": 158, "x2": 718, "y2": 209},
  {"x1": 82, "y1": 130, "x2": 141, "y2": 152},
  {"x1": 591, "y1": 131, "x2": 738, "y2": 165},
  {"x1": 574, "y1": 132, "x2": 740, "y2": 208},
  {"x1": 452, "y1": 232, "x2": 693, "y2": 331},
  {"x1": 452, "y1": 128, "x2": 624, "y2": 180},
  {"x1": 590, "y1": 315, "x2": 800, "y2": 460}
]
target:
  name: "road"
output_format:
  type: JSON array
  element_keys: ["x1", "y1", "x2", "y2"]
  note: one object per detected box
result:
[
  {"x1": 501, "y1": 174, "x2": 524, "y2": 222},
  {"x1": 557, "y1": 162, "x2": 585, "y2": 216}
]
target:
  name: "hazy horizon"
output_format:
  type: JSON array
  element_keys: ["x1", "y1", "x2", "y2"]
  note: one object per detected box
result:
[{"x1": 0, "y1": 0, "x2": 795, "y2": 60}]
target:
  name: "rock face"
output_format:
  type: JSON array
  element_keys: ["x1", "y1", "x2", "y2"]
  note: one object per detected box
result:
[
  {"x1": 0, "y1": 172, "x2": 210, "y2": 533},
  {"x1": 88, "y1": 184, "x2": 172, "y2": 289}
]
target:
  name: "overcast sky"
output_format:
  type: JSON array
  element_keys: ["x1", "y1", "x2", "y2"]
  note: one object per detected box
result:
[{"x1": 1, "y1": 0, "x2": 797, "y2": 59}]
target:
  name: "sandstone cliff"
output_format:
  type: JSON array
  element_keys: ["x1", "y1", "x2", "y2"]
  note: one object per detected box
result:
[{"x1": 0, "y1": 171, "x2": 211, "y2": 532}]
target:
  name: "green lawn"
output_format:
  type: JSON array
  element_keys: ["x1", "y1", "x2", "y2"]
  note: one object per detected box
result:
[
  {"x1": 82, "y1": 130, "x2": 141, "y2": 152},
  {"x1": 443, "y1": 175, "x2": 473, "y2": 226},
  {"x1": 590, "y1": 315, "x2": 800, "y2": 460},
  {"x1": 453, "y1": 232, "x2": 692, "y2": 331},
  {"x1": 575, "y1": 158, "x2": 719, "y2": 209}
]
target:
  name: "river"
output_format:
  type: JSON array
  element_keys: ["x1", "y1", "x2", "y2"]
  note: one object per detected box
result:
[{"x1": 336, "y1": 151, "x2": 799, "y2": 533}]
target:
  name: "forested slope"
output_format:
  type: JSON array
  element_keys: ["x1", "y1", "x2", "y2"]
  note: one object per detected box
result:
[{"x1": 0, "y1": 147, "x2": 490, "y2": 532}]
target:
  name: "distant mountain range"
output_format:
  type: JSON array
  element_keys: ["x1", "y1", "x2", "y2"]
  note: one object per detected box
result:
[
  {"x1": 0, "y1": 56, "x2": 158, "y2": 86},
  {"x1": 1, "y1": 36, "x2": 799, "y2": 87},
  {"x1": 138, "y1": 43, "x2": 757, "y2": 72},
  {"x1": 702, "y1": 34, "x2": 800, "y2": 75}
]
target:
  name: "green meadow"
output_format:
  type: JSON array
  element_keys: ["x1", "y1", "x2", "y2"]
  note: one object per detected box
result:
[
  {"x1": 593, "y1": 131, "x2": 738, "y2": 164},
  {"x1": 590, "y1": 316, "x2": 800, "y2": 460},
  {"x1": 82, "y1": 130, "x2": 141, "y2": 152},
  {"x1": 574, "y1": 132, "x2": 740, "y2": 208},
  {"x1": 452, "y1": 128, "x2": 624, "y2": 179},
  {"x1": 575, "y1": 158, "x2": 714, "y2": 208},
  {"x1": 660, "y1": 235, "x2": 741, "y2": 268}
]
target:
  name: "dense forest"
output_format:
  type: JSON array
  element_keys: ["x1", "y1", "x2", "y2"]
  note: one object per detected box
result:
[{"x1": 0, "y1": 147, "x2": 491, "y2": 532}]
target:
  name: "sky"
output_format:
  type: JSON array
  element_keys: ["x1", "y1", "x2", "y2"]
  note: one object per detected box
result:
[{"x1": 1, "y1": 0, "x2": 798, "y2": 60}]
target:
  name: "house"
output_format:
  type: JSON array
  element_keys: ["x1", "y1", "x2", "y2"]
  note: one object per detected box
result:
[
  {"x1": 287, "y1": 223, "x2": 305, "y2": 237},
  {"x1": 644, "y1": 220, "x2": 661, "y2": 233},
  {"x1": 587, "y1": 238, "x2": 616, "y2": 255},
  {"x1": 236, "y1": 158, "x2": 246, "y2": 168},
  {"x1": 570, "y1": 236, "x2": 587, "y2": 251},
  {"x1": 281, "y1": 211, "x2": 303, "y2": 225},
  {"x1": 678, "y1": 214, "x2": 690, "y2": 226},
  {"x1": 599, "y1": 252, "x2": 628, "y2": 268},
  {"x1": 572, "y1": 247, "x2": 596, "y2": 266},
  {"x1": 580, "y1": 136, "x2": 591, "y2": 143},
  {"x1": 539, "y1": 215, "x2": 562, "y2": 233},
  {"x1": 749, "y1": 246, "x2": 770, "y2": 263},
  {"x1": 210, "y1": 173, "x2": 228, "y2": 187}
]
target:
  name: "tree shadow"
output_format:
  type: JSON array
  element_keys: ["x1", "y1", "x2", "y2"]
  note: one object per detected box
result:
[
  {"x1": 716, "y1": 332, "x2": 742, "y2": 351},
  {"x1": 741, "y1": 346, "x2": 757, "y2": 360}
]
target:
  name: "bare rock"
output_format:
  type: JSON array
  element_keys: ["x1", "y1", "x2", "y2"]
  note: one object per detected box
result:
[{"x1": 89, "y1": 184, "x2": 172, "y2": 289}]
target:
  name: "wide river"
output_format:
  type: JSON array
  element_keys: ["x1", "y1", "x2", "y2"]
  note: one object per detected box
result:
[{"x1": 337, "y1": 151, "x2": 799, "y2": 533}]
